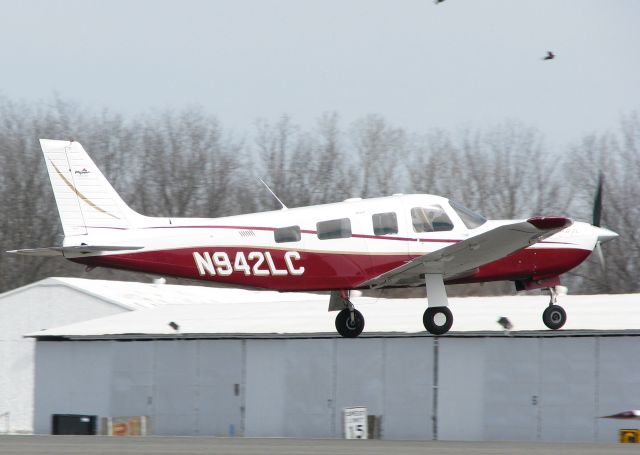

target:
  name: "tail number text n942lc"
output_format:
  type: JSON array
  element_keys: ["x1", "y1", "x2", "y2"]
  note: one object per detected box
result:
[{"x1": 193, "y1": 251, "x2": 305, "y2": 277}]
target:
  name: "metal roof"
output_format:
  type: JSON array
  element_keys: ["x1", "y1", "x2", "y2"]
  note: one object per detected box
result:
[
  {"x1": 0, "y1": 276, "x2": 323, "y2": 311},
  {"x1": 26, "y1": 288, "x2": 640, "y2": 340}
]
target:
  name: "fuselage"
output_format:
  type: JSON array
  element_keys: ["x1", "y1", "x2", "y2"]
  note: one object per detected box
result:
[{"x1": 68, "y1": 194, "x2": 597, "y2": 291}]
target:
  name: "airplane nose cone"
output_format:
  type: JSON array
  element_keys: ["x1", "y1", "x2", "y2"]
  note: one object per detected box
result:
[{"x1": 596, "y1": 227, "x2": 618, "y2": 243}]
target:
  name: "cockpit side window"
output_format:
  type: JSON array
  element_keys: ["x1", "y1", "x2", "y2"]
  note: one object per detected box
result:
[
  {"x1": 449, "y1": 200, "x2": 487, "y2": 229},
  {"x1": 411, "y1": 206, "x2": 454, "y2": 232},
  {"x1": 372, "y1": 212, "x2": 398, "y2": 235}
]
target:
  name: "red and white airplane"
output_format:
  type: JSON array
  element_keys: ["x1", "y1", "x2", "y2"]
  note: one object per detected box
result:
[{"x1": 11, "y1": 139, "x2": 618, "y2": 337}]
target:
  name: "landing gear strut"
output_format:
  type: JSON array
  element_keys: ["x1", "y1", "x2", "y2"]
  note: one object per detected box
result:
[
  {"x1": 542, "y1": 287, "x2": 567, "y2": 330},
  {"x1": 330, "y1": 291, "x2": 365, "y2": 338},
  {"x1": 422, "y1": 273, "x2": 454, "y2": 335}
]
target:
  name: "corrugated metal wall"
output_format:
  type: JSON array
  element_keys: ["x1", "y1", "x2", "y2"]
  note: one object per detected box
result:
[
  {"x1": 33, "y1": 337, "x2": 435, "y2": 438},
  {"x1": 438, "y1": 336, "x2": 640, "y2": 442},
  {"x1": 32, "y1": 335, "x2": 640, "y2": 441}
]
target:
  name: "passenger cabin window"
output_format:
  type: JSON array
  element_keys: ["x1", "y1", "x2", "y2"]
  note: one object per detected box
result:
[
  {"x1": 317, "y1": 218, "x2": 352, "y2": 240},
  {"x1": 274, "y1": 225, "x2": 301, "y2": 243},
  {"x1": 449, "y1": 200, "x2": 487, "y2": 229},
  {"x1": 372, "y1": 212, "x2": 398, "y2": 235},
  {"x1": 411, "y1": 206, "x2": 454, "y2": 232}
]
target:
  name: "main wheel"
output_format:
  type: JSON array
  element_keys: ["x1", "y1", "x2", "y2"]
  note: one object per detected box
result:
[
  {"x1": 335, "y1": 309, "x2": 365, "y2": 338},
  {"x1": 542, "y1": 305, "x2": 566, "y2": 330},
  {"x1": 423, "y1": 307, "x2": 453, "y2": 335}
]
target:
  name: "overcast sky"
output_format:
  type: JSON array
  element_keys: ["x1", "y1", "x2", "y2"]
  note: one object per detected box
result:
[{"x1": 1, "y1": 0, "x2": 638, "y2": 148}]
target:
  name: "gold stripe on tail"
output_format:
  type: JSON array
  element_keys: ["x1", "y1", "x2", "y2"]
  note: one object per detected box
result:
[{"x1": 49, "y1": 160, "x2": 120, "y2": 220}]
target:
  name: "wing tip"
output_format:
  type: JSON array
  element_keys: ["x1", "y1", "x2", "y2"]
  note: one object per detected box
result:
[{"x1": 527, "y1": 216, "x2": 572, "y2": 231}]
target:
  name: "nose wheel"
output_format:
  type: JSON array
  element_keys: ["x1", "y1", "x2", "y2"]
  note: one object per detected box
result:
[
  {"x1": 543, "y1": 305, "x2": 566, "y2": 330},
  {"x1": 542, "y1": 287, "x2": 567, "y2": 330}
]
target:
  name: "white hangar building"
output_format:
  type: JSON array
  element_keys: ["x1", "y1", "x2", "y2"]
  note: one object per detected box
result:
[
  {"x1": 2, "y1": 277, "x2": 640, "y2": 442},
  {"x1": 0, "y1": 277, "x2": 318, "y2": 434}
]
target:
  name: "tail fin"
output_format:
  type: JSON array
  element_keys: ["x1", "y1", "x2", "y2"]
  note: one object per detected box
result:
[{"x1": 40, "y1": 139, "x2": 143, "y2": 236}]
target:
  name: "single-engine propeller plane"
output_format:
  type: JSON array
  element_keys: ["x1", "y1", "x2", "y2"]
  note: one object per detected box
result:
[{"x1": 10, "y1": 140, "x2": 618, "y2": 336}]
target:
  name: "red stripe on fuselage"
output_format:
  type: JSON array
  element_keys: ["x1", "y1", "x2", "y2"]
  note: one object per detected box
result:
[
  {"x1": 72, "y1": 246, "x2": 591, "y2": 291},
  {"x1": 447, "y1": 247, "x2": 591, "y2": 284}
]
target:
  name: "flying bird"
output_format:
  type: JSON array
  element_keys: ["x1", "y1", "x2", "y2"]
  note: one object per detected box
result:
[
  {"x1": 434, "y1": 0, "x2": 446, "y2": 4},
  {"x1": 542, "y1": 51, "x2": 555, "y2": 61}
]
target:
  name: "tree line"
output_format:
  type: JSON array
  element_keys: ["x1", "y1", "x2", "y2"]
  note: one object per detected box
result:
[{"x1": 0, "y1": 95, "x2": 637, "y2": 296}]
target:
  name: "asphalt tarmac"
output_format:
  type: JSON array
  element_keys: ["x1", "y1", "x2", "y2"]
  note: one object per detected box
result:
[{"x1": 0, "y1": 436, "x2": 639, "y2": 455}]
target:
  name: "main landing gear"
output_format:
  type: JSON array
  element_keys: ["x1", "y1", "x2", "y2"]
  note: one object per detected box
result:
[
  {"x1": 330, "y1": 273, "x2": 455, "y2": 338},
  {"x1": 422, "y1": 273, "x2": 453, "y2": 335},
  {"x1": 330, "y1": 291, "x2": 365, "y2": 338},
  {"x1": 542, "y1": 286, "x2": 567, "y2": 330},
  {"x1": 335, "y1": 307, "x2": 365, "y2": 338},
  {"x1": 423, "y1": 306, "x2": 453, "y2": 335}
]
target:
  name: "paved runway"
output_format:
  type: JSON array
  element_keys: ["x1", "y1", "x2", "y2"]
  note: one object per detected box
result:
[{"x1": 0, "y1": 436, "x2": 639, "y2": 455}]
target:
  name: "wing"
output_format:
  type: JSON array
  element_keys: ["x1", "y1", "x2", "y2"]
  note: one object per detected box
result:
[
  {"x1": 7, "y1": 245, "x2": 144, "y2": 257},
  {"x1": 359, "y1": 216, "x2": 571, "y2": 288}
]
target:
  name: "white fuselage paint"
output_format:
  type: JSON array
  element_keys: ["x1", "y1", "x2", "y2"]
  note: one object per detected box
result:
[{"x1": 64, "y1": 194, "x2": 599, "y2": 283}]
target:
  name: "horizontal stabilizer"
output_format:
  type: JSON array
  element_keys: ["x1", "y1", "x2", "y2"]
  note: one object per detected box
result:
[{"x1": 7, "y1": 245, "x2": 144, "y2": 257}]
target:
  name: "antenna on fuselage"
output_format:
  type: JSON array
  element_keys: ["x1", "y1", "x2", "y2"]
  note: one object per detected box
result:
[{"x1": 258, "y1": 178, "x2": 288, "y2": 210}]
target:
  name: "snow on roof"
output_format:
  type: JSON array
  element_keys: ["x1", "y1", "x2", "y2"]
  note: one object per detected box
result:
[
  {"x1": 14, "y1": 277, "x2": 323, "y2": 311},
  {"x1": 28, "y1": 293, "x2": 640, "y2": 339}
]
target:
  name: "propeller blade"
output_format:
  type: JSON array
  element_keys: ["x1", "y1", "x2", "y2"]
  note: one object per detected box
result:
[
  {"x1": 595, "y1": 241, "x2": 605, "y2": 273},
  {"x1": 592, "y1": 173, "x2": 603, "y2": 227}
]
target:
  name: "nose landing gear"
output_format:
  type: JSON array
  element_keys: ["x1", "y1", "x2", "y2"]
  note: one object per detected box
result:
[{"x1": 542, "y1": 286, "x2": 567, "y2": 330}]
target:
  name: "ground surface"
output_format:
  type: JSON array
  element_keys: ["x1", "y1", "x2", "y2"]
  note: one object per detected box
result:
[{"x1": 0, "y1": 436, "x2": 638, "y2": 455}]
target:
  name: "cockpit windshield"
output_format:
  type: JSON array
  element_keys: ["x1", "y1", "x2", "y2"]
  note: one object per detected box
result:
[{"x1": 449, "y1": 200, "x2": 487, "y2": 229}]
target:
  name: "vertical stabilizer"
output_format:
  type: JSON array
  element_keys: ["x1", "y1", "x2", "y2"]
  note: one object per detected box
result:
[{"x1": 40, "y1": 139, "x2": 142, "y2": 236}]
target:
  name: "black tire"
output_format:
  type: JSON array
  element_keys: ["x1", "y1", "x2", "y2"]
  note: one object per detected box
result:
[
  {"x1": 335, "y1": 309, "x2": 365, "y2": 338},
  {"x1": 423, "y1": 307, "x2": 453, "y2": 335},
  {"x1": 542, "y1": 305, "x2": 566, "y2": 330}
]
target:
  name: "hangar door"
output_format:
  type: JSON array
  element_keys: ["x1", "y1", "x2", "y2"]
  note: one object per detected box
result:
[
  {"x1": 439, "y1": 337, "x2": 599, "y2": 442},
  {"x1": 111, "y1": 340, "x2": 245, "y2": 436},
  {"x1": 244, "y1": 339, "x2": 336, "y2": 437}
]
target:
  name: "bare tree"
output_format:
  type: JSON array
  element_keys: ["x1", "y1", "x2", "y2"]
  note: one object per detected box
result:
[
  {"x1": 0, "y1": 96, "x2": 121, "y2": 290},
  {"x1": 253, "y1": 115, "x2": 337, "y2": 209},
  {"x1": 406, "y1": 128, "x2": 460, "y2": 197},
  {"x1": 350, "y1": 114, "x2": 406, "y2": 198},
  {"x1": 564, "y1": 112, "x2": 640, "y2": 293},
  {"x1": 132, "y1": 107, "x2": 242, "y2": 217},
  {"x1": 454, "y1": 121, "x2": 569, "y2": 219}
]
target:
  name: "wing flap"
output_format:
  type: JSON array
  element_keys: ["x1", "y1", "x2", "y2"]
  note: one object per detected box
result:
[{"x1": 360, "y1": 216, "x2": 571, "y2": 288}]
